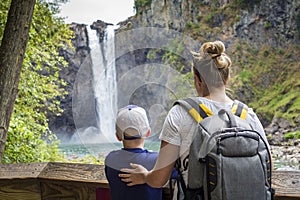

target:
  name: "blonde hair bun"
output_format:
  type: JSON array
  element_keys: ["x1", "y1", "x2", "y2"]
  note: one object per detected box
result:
[{"x1": 200, "y1": 40, "x2": 231, "y2": 70}]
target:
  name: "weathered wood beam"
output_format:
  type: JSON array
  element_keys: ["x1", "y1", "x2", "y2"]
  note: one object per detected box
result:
[
  {"x1": 0, "y1": 162, "x2": 299, "y2": 200},
  {"x1": 272, "y1": 170, "x2": 300, "y2": 199}
]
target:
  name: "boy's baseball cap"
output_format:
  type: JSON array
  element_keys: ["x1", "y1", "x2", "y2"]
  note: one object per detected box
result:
[{"x1": 116, "y1": 105, "x2": 150, "y2": 140}]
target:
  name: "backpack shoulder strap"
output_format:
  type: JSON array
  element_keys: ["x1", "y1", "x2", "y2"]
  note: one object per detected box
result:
[
  {"x1": 175, "y1": 98, "x2": 248, "y2": 120},
  {"x1": 172, "y1": 98, "x2": 213, "y2": 199},
  {"x1": 231, "y1": 100, "x2": 248, "y2": 120},
  {"x1": 174, "y1": 97, "x2": 213, "y2": 123}
]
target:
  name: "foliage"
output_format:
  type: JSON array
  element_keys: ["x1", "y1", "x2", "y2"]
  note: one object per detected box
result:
[
  {"x1": 1, "y1": 0, "x2": 73, "y2": 163},
  {"x1": 146, "y1": 39, "x2": 195, "y2": 100},
  {"x1": 134, "y1": 0, "x2": 152, "y2": 13},
  {"x1": 230, "y1": 42, "x2": 300, "y2": 124},
  {"x1": 183, "y1": 3, "x2": 225, "y2": 40},
  {"x1": 264, "y1": 21, "x2": 272, "y2": 29},
  {"x1": 185, "y1": 22, "x2": 193, "y2": 28},
  {"x1": 233, "y1": 0, "x2": 262, "y2": 10},
  {"x1": 0, "y1": 0, "x2": 10, "y2": 39},
  {"x1": 204, "y1": 11, "x2": 215, "y2": 25},
  {"x1": 66, "y1": 155, "x2": 104, "y2": 165},
  {"x1": 161, "y1": 40, "x2": 186, "y2": 71},
  {"x1": 284, "y1": 131, "x2": 300, "y2": 140}
]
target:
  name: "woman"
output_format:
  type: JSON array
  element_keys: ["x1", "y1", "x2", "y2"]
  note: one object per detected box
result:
[{"x1": 119, "y1": 40, "x2": 270, "y2": 198}]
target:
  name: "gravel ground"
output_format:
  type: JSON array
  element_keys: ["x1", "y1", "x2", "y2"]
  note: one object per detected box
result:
[{"x1": 271, "y1": 145, "x2": 300, "y2": 170}]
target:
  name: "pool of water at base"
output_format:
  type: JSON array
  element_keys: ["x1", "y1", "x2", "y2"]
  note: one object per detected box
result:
[
  {"x1": 58, "y1": 141, "x2": 160, "y2": 159},
  {"x1": 58, "y1": 142, "x2": 299, "y2": 171}
]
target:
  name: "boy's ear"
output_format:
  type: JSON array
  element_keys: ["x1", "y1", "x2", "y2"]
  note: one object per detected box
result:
[
  {"x1": 145, "y1": 129, "x2": 151, "y2": 137},
  {"x1": 115, "y1": 133, "x2": 122, "y2": 141}
]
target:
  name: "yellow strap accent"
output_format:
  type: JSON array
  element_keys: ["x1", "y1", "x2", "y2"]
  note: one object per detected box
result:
[
  {"x1": 232, "y1": 104, "x2": 248, "y2": 119},
  {"x1": 199, "y1": 103, "x2": 213, "y2": 117},
  {"x1": 188, "y1": 103, "x2": 213, "y2": 123},
  {"x1": 240, "y1": 109, "x2": 247, "y2": 120},
  {"x1": 209, "y1": 163, "x2": 215, "y2": 168},
  {"x1": 232, "y1": 104, "x2": 238, "y2": 115},
  {"x1": 209, "y1": 172, "x2": 215, "y2": 176},
  {"x1": 189, "y1": 108, "x2": 203, "y2": 123},
  {"x1": 209, "y1": 181, "x2": 215, "y2": 186}
]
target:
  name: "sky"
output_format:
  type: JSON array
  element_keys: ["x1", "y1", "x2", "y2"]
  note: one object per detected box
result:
[{"x1": 59, "y1": 0, "x2": 135, "y2": 25}]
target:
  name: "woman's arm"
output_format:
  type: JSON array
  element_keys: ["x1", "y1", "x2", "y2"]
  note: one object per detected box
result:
[{"x1": 119, "y1": 140, "x2": 179, "y2": 188}]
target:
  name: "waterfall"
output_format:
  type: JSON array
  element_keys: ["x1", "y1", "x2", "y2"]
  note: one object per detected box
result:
[{"x1": 88, "y1": 25, "x2": 118, "y2": 143}]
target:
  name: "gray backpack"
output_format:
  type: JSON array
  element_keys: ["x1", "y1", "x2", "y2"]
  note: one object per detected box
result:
[{"x1": 174, "y1": 98, "x2": 274, "y2": 200}]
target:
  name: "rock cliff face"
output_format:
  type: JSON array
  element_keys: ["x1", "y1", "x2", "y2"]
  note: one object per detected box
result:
[
  {"x1": 51, "y1": 0, "x2": 299, "y2": 143},
  {"x1": 234, "y1": 0, "x2": 299, "y2": 47},
  {"x1": 132, "y1": 0, "x2": 198, "y2": 31},
  {"x1": 118, "y1": 0, "x2": 299, "y2": 135},
  {"x1": 119, "y1": 0, "x2": 299, "y2": 47},
  {"x1": 48, "y1": 23, "x2": 96, "y2": 142}
]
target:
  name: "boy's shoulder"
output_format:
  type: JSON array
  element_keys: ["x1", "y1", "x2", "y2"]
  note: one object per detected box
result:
[
  {"x1": 104, "y1": 149, "x2": 159, "y2": 169},
  {"x1": 106, "y1": 148, "x2": 158, "y2": 158}
]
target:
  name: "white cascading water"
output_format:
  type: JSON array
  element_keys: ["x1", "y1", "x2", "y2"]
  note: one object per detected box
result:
[{"x1": 88, "y1": 25, "x2": 118, "y2": 143}]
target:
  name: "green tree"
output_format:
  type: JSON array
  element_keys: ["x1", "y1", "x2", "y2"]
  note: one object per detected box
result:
[
  {"x1": 0, "y1": 0, "x2": 73, "y2": 163},
  {"x1": 0, "y1": 0, "x2": 36, "y2": 162}
]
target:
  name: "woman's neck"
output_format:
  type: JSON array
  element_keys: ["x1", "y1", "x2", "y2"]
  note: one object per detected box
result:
[{"x1": 203, "y1": 87, "x2": 231, "y2": 103}]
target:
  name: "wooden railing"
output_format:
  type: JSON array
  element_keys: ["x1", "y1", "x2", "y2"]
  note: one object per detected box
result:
[{"x1": 0, "y1": 162, "x2": 299, "y2": 200}]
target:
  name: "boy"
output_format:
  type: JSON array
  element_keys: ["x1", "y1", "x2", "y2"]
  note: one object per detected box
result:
[{"x1": 105, "y1": 105, "x2": 162, "y2": 200}]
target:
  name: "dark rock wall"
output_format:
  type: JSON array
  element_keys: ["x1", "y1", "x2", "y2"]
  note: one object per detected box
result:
[{"x1": 48, "y1": 23, "x2": 96, "y2": 142}]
